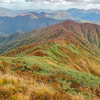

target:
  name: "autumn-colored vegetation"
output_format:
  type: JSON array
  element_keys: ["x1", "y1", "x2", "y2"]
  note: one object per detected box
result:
[
  {"x1": 1, "y1": 20, "x2": 100, "y2": 99},
  {"x1": 1, "y1": 20, "x2": 100, "y2": 55},
  {"x1": 0, "y1": 58, "x2": 100, "y2": 100},
  {"x1": 0, "y1": 40, "x2": 100, "y2": 99}
]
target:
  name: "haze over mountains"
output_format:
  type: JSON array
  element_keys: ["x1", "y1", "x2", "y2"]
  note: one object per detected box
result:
[
  {"x1": 0, "y1": 7, "x2": 32, "y2": 17},
  {"x1": 0, "y1": 15, "x2": 63, "y2": 36},
  {"x1": 1, "y1": 7, "x2": 100, "y2": 35},
  {"x1": 1, "y1": 7, "x2": 100, "y2": 21}
]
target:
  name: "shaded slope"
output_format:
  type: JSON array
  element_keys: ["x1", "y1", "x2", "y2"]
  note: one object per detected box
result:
[{"x1": 0, "y1": 15, "x2": 64, "y2": 35}]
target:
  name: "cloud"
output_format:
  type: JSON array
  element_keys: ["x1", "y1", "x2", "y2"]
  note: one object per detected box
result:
[
  {"x1": 0, "y1": 0, "x2": 26, "y2": 4},
  {"x1": 25, "y1": 0, "x2": 100, "y2": 4},
  {"x1": 0, "y1": 0, "x2": 100, "y2": 10},
  {"x1": 0, "y1": 0, "x2": 100, "y2": 5},
  {"x1": 65, "y1": 0, "x2": 100, "y2": 3}
]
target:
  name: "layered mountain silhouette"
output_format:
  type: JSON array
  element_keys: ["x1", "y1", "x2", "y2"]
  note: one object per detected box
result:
[
  {"x1": 22, "y1": 8, "x2": 100, "y2": 21},
  {"x1": 1, "y1": 8, "x2": 100, "y2": 35}
]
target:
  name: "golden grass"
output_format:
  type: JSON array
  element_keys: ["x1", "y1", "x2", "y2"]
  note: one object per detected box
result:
[
  {"x1": 0, "y1": 72, "x2": 85, "y2": 100},
  {"x1": 0, "y1": 70, "x2": 99, "y2": 99},
  {"x1": 0, "y1": 71, "x2": 55, "y2": 100}
]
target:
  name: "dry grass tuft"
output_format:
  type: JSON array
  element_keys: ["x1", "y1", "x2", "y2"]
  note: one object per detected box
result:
[{"x1": 0, "y1": 71, "x2": 55, "y2": 100}]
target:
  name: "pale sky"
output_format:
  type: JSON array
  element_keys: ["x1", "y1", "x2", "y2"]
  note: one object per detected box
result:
[{"x1": 0, "y1": 0, "x2": 100, "y2": 10}]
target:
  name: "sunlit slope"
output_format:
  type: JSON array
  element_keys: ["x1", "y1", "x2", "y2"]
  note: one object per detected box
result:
[
  {"x1": 2, "y1": 20, "x2": 100, "y2": 77},
  {"x1": 1, "y1": 20, "x2": 100, "y2": 55},
  {"x1": 2, "y1": 40, "x2": 100, "y2": 77},
  {"x1": 2, "y1": 20, "x2": 100, "y2": 99},
  {"x1": 1, "y1": 41, "x2": 100, "y2": 99}
]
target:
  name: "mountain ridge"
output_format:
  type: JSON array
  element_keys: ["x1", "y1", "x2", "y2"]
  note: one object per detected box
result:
[
  {"x1": 1, "y1": 20, "x2": 100, "y2": 56},
  {"x1": 1, "y1": 20, "x2": 100, "y2": 99}
]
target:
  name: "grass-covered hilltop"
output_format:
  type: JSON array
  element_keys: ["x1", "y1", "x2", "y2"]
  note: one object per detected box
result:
[{"x1": 1, "y1": 20, "x2": 100, "y2": 100}]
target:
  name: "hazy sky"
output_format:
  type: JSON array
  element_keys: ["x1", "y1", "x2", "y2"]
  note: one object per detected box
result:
[{"x1": 1, "y1": 0, "x2": 100, "y2": 10}]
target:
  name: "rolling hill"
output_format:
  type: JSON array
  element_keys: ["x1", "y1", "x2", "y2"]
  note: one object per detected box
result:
[
  {"x1": 1, "y1": 20, "x2": 100, "y2": 53},
  {"x1": 1, "y1": 20, "x2": 100, "y2": 99},
  {"x1": 1, "y1": 20, "x2": 100, "y2": 75}
]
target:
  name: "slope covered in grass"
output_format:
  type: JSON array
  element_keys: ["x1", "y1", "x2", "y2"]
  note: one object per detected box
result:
[
  {"x1": 1, "y1": 41, "x2": 100, "y2": 99},
  {"x1": 1, "y1": 20, "x2": 100, "y2": 99}
]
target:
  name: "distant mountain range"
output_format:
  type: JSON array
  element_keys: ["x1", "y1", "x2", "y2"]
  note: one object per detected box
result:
[
  {"x1": 0, "y1": 10, "x2": 86, "y2": 36},
  {"x1": 1, "y1": 7, "x2": 100, "y2": 21},
  {"x1": 0, "y1": 7, "x2": 31, "y2": 17},
  {"x1": 65, "y1": 8, "x2": 100, "y2": 21},
  {"x1": 0, "y1": 14, "x2": 64, "y2": 35},
  {"x1": 0, "y1": 7, "x2": 55, "y2": 17},
  {"x1": 1, "y1": 8, "x2": 100, "y2": 35},
  {"x1": 1, "y1": 7, "x2": 100, "y2": 20}
]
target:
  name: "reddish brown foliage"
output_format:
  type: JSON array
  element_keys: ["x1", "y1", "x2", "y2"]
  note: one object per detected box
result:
[
  {"x1": 79, "y1": 87, "x2": 90, "y2": 92},
  {"x1": 0, "y1": 65, "x2": 7, "y2": 73},
  {"x1": 54, "y1": 92, "x2": 60, "y2": 99},
  {"x1": 95, "y1": 89, "x2": 100, "y2": 98},
  {"x1": 33, "y1": 52, "x2": 48, "y2": 57},
  {"x1": 32, "y1": 47, "x2": 40, "y2": 52},
  {"x1": 12, "y1": 59, "x2": 22, "y2": 63},
  {"x1": 2, "y1": 43, "x2": 40, "y2": 57},
  {"x1": 2, "y1": 20, "x2": 100, "y2": 58},
  {"x1": 16, "y1": 64, "x2": 24, "y2": 68},
  {"x1": 70, "y1": 83, "x2": 80, "y2": 88},
  {"x1": 2, "y1": 60, "x2": 9, "y2": 67},
  {"x1": 15, "y1": 71, "x2": 25, "y2": 75},
  {"x1": 26, "y1": 47, "x2": 40, "y2": 55},
  {"x1": 31, "y1": 64, "x2": 42, "y2": 71}
]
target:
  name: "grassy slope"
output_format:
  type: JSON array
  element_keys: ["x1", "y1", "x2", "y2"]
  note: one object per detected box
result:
[
  {"x1": 1, "y1": 20, "x2": 100, "y2": 99},
  {"x1": 1, "y1": 41, "x2": 100, "y2": 99}
]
